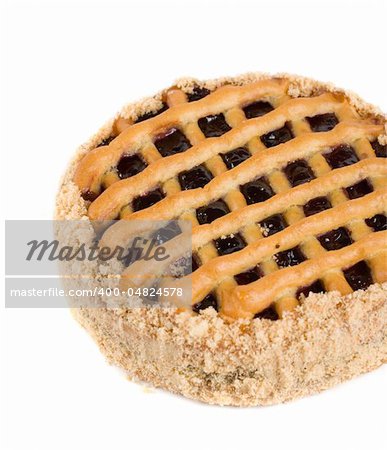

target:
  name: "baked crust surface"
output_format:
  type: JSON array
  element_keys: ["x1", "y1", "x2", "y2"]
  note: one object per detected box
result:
[
  {"x1": 57, "y1": 72, "x2": 387, "y2": 406},
  {"x1": 72, "y1": 285, "x2": 386, "y2": 406}
]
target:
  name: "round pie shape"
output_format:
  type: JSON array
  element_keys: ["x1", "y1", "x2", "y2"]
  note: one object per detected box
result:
[{"x1": 56, "y1": 73, "x2": 387, "y2": 406}]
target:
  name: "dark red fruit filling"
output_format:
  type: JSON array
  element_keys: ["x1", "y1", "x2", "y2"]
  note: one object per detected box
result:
[
  {"x1": 303, "y1": 196, "x2": 332, "y2": 217},
  {"x1": 191, "y1": 254, "x2": 200, "y2": 272},
  {"x1": 254, "y1": 307, "x2": 279, "y2": 320},
  {"x1": 284, "y1": 159, "x2": 315, "y2": 187},
  {"x1": 343, "y1": 261, "x2": 373, "y2": 291},
  {"x1": 260, "y1": 123, "x2": 293, "y2": 148},
  {"x1": 275, "y1": 246, "x2": 306, "y2": 268},
  {"x1": 135, "y1": 104, "x2": 168, "y2": 123},
  {"x1": 192, "y1": 293, "x2": 218, "y2": 313},
  {"x1": 214, "y1": 233, "x2": 246, "y2": 256},
  {"x1": 187, "y1": 87, "x2": 211, "y2": 102},
  {"x1": 154, "y1": 128, "x2": 191, "y2": 157},
  {"x1": 306, "y1": 113, "x2": 338, "y2": 132},
  {"x1": 196, "y1": 200, "x2": 230, "y2": 225},
  {"x1": 198, "y1": 114, "x2": 231, "y2": 137},
  {"x1": 178, "y1": 165, "x2": 213, "y2": 190},
  {"x1": 117, "y1": 154, "x2": 147, "y2": 179},
  {"x1": 81, "y1": 190, "x2": 99, "y2": 202},
  {"x1": 318, "y1": 227, "x2": 352, "y2": 251},
  {"x1": 260, "y1": 214, "x2": 287, "y2": 236},
  {"x1": 234, "y1": 266, "x2": 262, "y2": 285},
  {"x1": 365, "y1": 214, "x2": 387, "y2": 232},
  {"x1": 243, "y1": 101, "x2": 274, "y2": 119},
  {"x1": 371, "y1": 140, "x2": 387, "y2": 158},
  {"x1": 324, "y1": 144, "x2": 359, "y2": 169},
  {"x1": 221, "y1": 147, "x2": 251, "y2": 169},
  {"x1": 296, "y1": 280, "x2": 325, "y2": 299},
  {"x1": 345, "y1": 179, "x2": 373, "y2": 199},
  {"x1": 97, "y1": 136, "x2": 115, "y2": 147},
  {"x1": 240, "y1": 177, "x2": 274, "y2": 204},
  {"x1": 132, "y1": 188, "x2": 165, "y2": 211},
  {"x1": 152, "y1": 221, "x2": 181, "y2": 245}
]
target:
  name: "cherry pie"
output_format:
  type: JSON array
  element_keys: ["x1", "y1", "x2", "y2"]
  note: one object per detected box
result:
[{"x1": 57, "y1": 73, "x2": 387, "y2": 406}]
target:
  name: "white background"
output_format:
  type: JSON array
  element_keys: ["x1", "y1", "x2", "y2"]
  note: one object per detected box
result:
[{"x1": 2, "y1": 0, "x2": 387, "y2": 449}]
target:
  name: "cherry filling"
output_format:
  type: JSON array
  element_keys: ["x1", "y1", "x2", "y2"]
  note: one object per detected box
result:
[
  {"x1": 324, "y1": 144, "x2": 359, "y2": 169},
  {"x1": 260, "y1": 123, "x2": 293, "y2": 148},
  {"x1": 214, "y1": 233, "x2": 246, "y2": 256},
  {"x1": 240, "y1": 177, "x2": 274, "y2": 205},
  {"x1": 178, "y1": 165, "x2": 213, "y2": 190},
  {"x1": 97, "y1": 136, "x2": 115, "y2": 147},
  {"x1": 191, "y1": 254, "x2": 200, "y2": 272},
  {"x1": 81, "y1": 190, "x2": 99, "y2": 202},
  {"x1": 296, "y1": 280, "x2": 325, "y2": 299},
  {"x1": 371, "y1": 140, "x2": 387, "y2": 158},
  {"x1": 198, "y1": 114, "x2": 231, "y2": 137},
  {"x1": 152, "y1": 221, "x2": 182, "y2": 245},
  {"x1": 365, "y1": 214, "x2": 387, "y2": 232},
  {"x1": 192, "y1": 293, "x2": 218, "y2": 313},
  {"x1": 117, "y1": 154, "x2": 147, "y2": 179},
  {"x1": 303, "y1": 196, "x2": 332, "y2": 217},
  {"x1": 318, "y1": 227, "x2": 352, "y2": 251},
  {"x1": 196, "y1": 200, "x2": 230, "y2": 225},
  {"x1": 154, "y1": 128, "x2": 191, "y2": 157},
  {"x1": 343, "y1": 261, "x2": 373, "y2": 291},
  {"x1": 187, "y1": 87, "x2": 211, "y2": 102},
  {"x1": 260, "y1": 214, "x2": 287, "y2": 236},
  {"x1": 234, "y1": 266, "x2": 262, "y2": 285},
  {"x1": 306, "y1": 113, "x2": 339, "y2": 132},
  {"x1": 132, "y1": 188, "x2": 165, "y2": 211},
  {"x1": 135, "y1": 104, "x2": 168, "y2": 123},
  {"x1": 284, "y1": 159, "x2": 315, "y2": 187},
  {"x1": 345, "y1": 179, "x2": 373, "y2": 199},
  {"x1": 275, "y1": 246, "x2": 306, "y2": 268},
  {"x1": 221, "y1": 147, "x2": 251, "y2": 169},
  {"x1": 243, "y1": 101, "x2": 274, "y2": 119},
  {"x1": 254, "y1": 307, "x2": 279, "y2": 321}
]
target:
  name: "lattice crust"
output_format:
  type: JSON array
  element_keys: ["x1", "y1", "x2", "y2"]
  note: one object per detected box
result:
[
  {"x1": 75, "y1": 78, "x2": 290, "y2": 199},
  {"x1": 73, "y1": 76, "x2": 387, "y2": 320}
]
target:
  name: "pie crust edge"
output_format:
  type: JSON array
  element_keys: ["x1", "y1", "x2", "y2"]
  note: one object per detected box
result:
[{"x1": 56, "y1": 72, "x2": 387, "y2": 406}]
